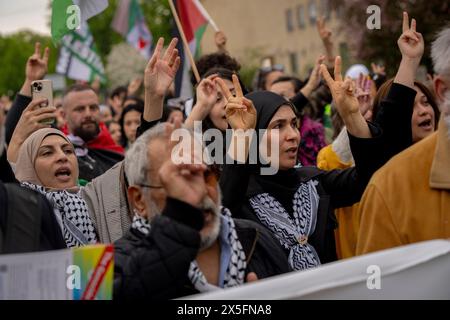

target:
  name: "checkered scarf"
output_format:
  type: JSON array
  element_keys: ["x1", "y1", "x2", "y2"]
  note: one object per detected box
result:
[
  {"x1": 131, "y1": 207, "x2": 246, "y2": 292},
  {"x1": 22, "y1": 182, "x2": 98, "y2": 248},
  {"x1": 249, "y1": 179, "x2": 321, "y2": 270}
]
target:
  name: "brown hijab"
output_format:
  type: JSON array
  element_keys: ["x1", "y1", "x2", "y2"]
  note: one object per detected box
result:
[{"x1": 15, "y1": 128, "x2": 76, "y2": 187}]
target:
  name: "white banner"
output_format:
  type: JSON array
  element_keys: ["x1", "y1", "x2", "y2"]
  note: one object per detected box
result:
[{"x1": 186, "y1": 239, "x2": 450, "y2": 300}]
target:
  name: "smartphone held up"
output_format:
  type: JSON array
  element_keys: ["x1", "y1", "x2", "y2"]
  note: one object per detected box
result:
[{"x1": 31, "y1": 79, "x2": 55, "y2": 125}]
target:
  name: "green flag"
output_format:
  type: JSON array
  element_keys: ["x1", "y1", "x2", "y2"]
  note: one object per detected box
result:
[
  {"x1": 51, "y1": 0, "x2": 78, "y2": 45},
  {"x1": 51, "y1": 0, "x2": 108, "y2": 45}
]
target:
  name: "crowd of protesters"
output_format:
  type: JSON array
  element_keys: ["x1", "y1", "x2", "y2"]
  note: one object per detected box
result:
[{"x1": 0, "y1": 11, "x2": 449, "y2": 299}]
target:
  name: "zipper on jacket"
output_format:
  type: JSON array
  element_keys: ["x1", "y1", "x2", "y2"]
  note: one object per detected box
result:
[{"x1": 246, "y1": 229, "x2": 260, "y2": 264}]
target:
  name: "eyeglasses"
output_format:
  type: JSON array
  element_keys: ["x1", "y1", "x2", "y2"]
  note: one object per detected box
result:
[{"x1": 139, "y1": 183, "x2": 164, "y2": 189}]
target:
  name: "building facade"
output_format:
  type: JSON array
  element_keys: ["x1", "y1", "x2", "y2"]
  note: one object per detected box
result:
[{"x1": 200, "y1": 0, "x2": 349, "y2": 79}]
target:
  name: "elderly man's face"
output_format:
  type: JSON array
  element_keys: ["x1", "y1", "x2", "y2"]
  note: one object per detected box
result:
[{"x1": 144, "y1": 137, "x2": 221, "y2": 250}]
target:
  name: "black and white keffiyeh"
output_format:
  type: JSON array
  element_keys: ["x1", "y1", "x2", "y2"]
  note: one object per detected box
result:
[
  {"x1": 249, "y1": 179, "x2": 321, "y2": 270},
  {"x1": 131, "y1": 207, "x2": 246, "y2": 293},
  {"x1": 21, "y1": 182, "x2": 98, "y2": 248}
]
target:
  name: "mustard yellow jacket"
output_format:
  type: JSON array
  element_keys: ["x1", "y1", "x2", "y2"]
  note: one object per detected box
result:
[{"x1": 356, "y1": 117, "x2": 450, "y2": 255}]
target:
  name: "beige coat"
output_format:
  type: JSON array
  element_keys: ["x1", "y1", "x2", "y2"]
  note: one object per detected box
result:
[{"x1": 81, "y1": 162, "x2": 132, "y2": 243}]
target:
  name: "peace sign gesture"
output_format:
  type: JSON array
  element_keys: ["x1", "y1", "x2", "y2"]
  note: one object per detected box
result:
[
  {"x1": 320, "y1": 56, "x2": 360, "y2": 117},
  {"x1": 216, "y1": 74, "x2": 257, "y2": 131},
  {"x1": 316, "y1": 16, "x2": 332, "y2": 44},
  {"x1": 398, "y1": 12, "x2": 424, "y2": 61},
  {"x1": 26, "y1": 42, "x2": 49, "y2": 82}
]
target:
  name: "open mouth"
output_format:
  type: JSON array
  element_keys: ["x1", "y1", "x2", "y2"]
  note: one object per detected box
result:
[
  {"x1": 285, "y1": 146, "x2": 298, "y2": 156},
  {"x1": 54, "y1": 167, "x2": 72, "y2": 181},
  {"x1": 418, "y1": 119, "x2": 433, "y2": 130}
]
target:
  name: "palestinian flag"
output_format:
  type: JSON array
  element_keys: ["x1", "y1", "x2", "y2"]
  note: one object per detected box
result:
[
  {"x1": 112, "y1": 0, "x2": 153, "y2": 59},
  {"x1": 173, "y1": 0, "x2": 214, "y2": 100},
  {"x1": 175, "y1": 0, "x2": 211, "y2": 58}
]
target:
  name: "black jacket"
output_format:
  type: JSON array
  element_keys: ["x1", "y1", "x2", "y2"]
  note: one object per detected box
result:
[
  {"x1": 113, "y1": 198, "x2": 291, "y2": 300},
  {"x1": 0, "y1": 152, "x2": 66, "y2": 253},
  {"x1": 220, "y1": 123, "x2": 383, "y2": 264}
]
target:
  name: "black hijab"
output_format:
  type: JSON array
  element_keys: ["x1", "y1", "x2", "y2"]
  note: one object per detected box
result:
[{"x1": 244, "y1": 91, "x2": 301, "y2": 215}]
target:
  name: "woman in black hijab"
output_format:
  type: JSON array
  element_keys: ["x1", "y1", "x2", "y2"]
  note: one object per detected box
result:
[{"x1": 217, "y1": 58, "x2": 384, "y2": 270}]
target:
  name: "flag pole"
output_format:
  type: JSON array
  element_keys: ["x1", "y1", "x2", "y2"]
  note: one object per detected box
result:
[{"x1": 168, "y1": 0, "x2": 201, "y2": 83}]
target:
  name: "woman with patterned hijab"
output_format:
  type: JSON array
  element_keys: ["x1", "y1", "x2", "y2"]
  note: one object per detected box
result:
[
  {"x1": 217, "y1": 62, "x2": 387, "y2": 270},
  {"x1": 14, "y1": 128, "x2": 97, "y2": 247}
]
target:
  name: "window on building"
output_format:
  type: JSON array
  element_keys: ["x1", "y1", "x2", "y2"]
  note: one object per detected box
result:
[
  {"x1": 286, "y1": 8, "x2": 294, "y2": 32},
  {"x1": 297, "y1": 5, "x2": 306, "y2": 29},
  {"x1": 289, "y1": 52, "x2": 299, "y2": 75},
  {"x1": 308, "y1": 0, "x2": 317, "y2": 25},
  {"x1": 319, "y1": 0, "x2": 330, "y2": 20}
]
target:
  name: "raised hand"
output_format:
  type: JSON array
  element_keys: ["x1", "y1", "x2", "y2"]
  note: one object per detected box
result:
[
  {"x1": 128, "y1": 77, "x2": 143, "y2": 96},
  {"x1": 321, "y1": 56, "x2": 371, "y2": 138},
  {"x1": 185, "y1": 75, "x2": 218, "y2": 129},
  {"x1": 216, "y1": 74, "x2": 256, "y2": 131},
  {"x1": 159, "y1": 121, "x2": 207, "y2": 208},
  {"x1": 371, "y1": 62, "x2": 386, "y2": 76},
  {"x1": 20, "y1": 42, "x2": 50, "y2": 96},
  {"x1": 397, "y1": 12, "x2": 424, "y2": 61},
  {"x1": 320, "y1": 56, "x2": 360, "y2": 117},
  {"x1": 143, "y1": 37, "x2": 181, "y2": 122},
  {"x1": 355, "y1": 73, "x2": 373, "y2": 120},
  {"x1": 144, "y1": 37, "x2": 181, "y2": 98},
  {"x1": 394, "y1": 12, "x2": 424, "y2": 89},
  {"x1": 26, "y1": 42, "x2": 49, "y2": 82},
  {"x1": 214, "y1": 30, "x2": 227, "y2": 52},
  {"x1": 7, "y1": 98, "x2": 56, "y2": 163},
  {"x1": 196, "y1": 75, "x2": 218, "y2": 114},
  {"x1": 301, "y1": 55, "x2": 325, "y2": 98},
  {"x1": 316, "y1": 16, "x2": 332, "y2": 44}
]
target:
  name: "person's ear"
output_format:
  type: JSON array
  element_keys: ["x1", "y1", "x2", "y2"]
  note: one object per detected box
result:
[
  {"x1": 433, "y1": 76, "x2": 449, "y2": 105},
  {"x1": 60, "y1": 108, "x2": 67, "y2": 121},
  {"x1": 127, "y1": 185, "x2": 147, "y2": 218}
]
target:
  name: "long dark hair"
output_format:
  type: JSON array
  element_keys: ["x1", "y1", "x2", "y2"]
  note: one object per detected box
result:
[
  {"x1": 119, "y1": 103, "x2": 144, "y2": 148},
  {"x1": 372, "y1": 78, "x2": 440, "y2": 127},
  {"x1": 192, "y1": 67, "x2": 248, "y2": 133}
]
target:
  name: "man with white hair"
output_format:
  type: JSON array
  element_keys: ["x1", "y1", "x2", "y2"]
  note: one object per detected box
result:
[
  {"x1": 113, "y1": 123, "x2": 291, "y2": 300},
  {"x1": 356, "y1": 25, "x2": 450, "y2": 255}
]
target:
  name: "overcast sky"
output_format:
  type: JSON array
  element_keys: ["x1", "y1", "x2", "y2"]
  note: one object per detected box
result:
[{"x1": 0, "y1": 0, "x2": 50, "y2": 35}]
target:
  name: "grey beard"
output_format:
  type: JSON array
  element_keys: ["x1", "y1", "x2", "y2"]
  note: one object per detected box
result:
[{"x1": 198, "y1": 196, "x2": 221, "y2": 251}]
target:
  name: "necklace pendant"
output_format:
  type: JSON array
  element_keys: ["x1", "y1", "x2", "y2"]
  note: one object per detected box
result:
[{"x1": 298, "y1": 235, "x2": 308, "y2": 245}]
